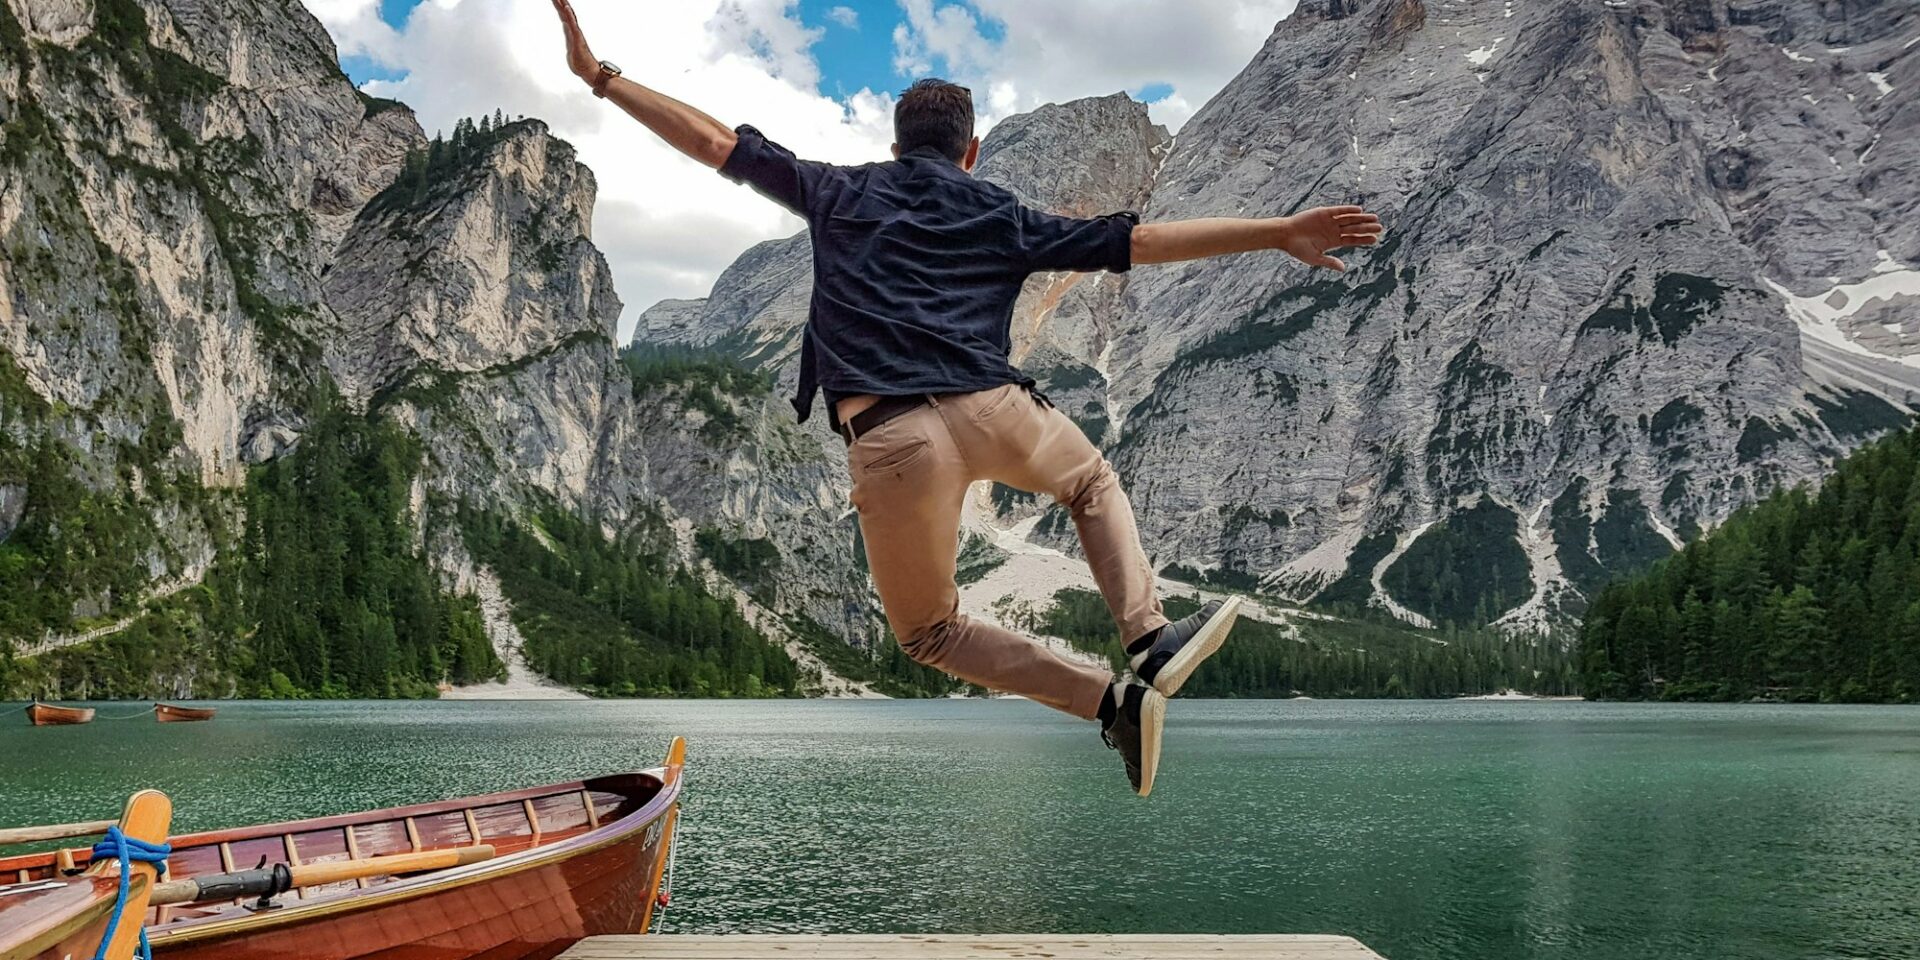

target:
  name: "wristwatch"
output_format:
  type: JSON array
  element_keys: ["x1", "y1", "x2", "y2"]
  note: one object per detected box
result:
[{"x1": 591, "y1": 60, "x2": 622, "y2": 98}]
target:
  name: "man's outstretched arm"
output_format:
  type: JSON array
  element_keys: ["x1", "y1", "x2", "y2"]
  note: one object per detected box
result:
[
  {"x1": 551, "y1": 0, "x2": 737, "y2": 168},
  {"x1": 1132, "y1": 206, "x2": 1385, "y2": 273}
]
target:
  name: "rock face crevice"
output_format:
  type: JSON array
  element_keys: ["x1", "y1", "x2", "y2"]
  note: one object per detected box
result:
[{"x1": 634, "y1": 0, "x2": 1919, "y2": 632}]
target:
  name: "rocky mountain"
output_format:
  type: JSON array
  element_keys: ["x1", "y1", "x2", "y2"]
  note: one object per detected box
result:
[
  {"x1": 0, "y1": 0, "x2": 418, "y2": 637},
  {"x1": 635, "y1": 0, "x2": 1920, "y2": 633},
  {"x1": 0, "y1": 0, "x2": 881, "y2": 698}
]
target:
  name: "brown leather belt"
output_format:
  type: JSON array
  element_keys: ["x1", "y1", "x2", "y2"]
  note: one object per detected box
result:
[{"x1": 837, "y1": 394, "x2": 929, "y2": 445}]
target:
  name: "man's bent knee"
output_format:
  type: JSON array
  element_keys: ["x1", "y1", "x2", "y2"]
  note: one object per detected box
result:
[
  {"x1": 896, "y1": 614, "x2": 964, "y2": 668},
  {"x1": 1059, "y1": 457, "x2": 1119, "y2": 513}
]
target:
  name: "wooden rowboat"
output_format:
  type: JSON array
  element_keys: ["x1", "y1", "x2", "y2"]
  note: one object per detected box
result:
[
  {"x1": 24, "y1": 702, "x2": 94, "y2": 726},
  {"x1": 153, "y1": 703, "x2": 216, "y2": 723},
  {"x1": 0, "y1": 738, "x2": 687, "y2": 960},
  {"x1": 0, "y1": 790, "x2": 172, "y2": 960}
]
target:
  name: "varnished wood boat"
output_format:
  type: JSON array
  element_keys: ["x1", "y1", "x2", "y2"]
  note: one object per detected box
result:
[
  {"x1": 0, "y1": 739, "x2": 685, "y2": 960},
  {"x1": 153, "y1": 703, "x2": 216, "y2": 723},
  {"x1": 0, "y1": 791, "x2": 172, "y2": 960},
  {"x1": 24, "y1": 702, "x2": 94, "y2": 726}
]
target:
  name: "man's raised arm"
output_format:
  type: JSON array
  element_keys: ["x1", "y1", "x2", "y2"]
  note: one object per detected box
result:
[
  {"x1": 551, "y1": 0, "x2": 737, "y2": 169},
  {"x1": 1132, "y1": 206, "x2": 1385, "y2": 273}
]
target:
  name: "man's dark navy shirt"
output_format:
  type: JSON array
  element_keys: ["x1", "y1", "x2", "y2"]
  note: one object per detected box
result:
[{"x1": 717, "y1": 124, "x2": 1138, "y2": 425}]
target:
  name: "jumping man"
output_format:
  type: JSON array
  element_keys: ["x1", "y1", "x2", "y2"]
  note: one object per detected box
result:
[{"x1": 551, "y1": 0, "x2": 1384, "y2": 795}]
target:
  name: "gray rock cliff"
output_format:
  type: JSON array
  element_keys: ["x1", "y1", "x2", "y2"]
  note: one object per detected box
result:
[
  {"x1": 1110, "y1": 0, "x2": 1918, "y2": 629},
  {"x1": 0, "y1": 0, "x2": 874, "y2": 680}
]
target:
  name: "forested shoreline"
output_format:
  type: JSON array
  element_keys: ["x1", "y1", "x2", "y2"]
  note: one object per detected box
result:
[
  {"x1": 1578, "y1": 427, "x2": 1920, "y2": 703},
  {"x1": 1, "y1": 391, "x2": 505, "y2": 699},
  {"x1": 1023, "y1": 589, "x2": 1578, "y2": 699},
  {"x1": 16, "y1": 396, "x2": 1920, "y2": 704}
]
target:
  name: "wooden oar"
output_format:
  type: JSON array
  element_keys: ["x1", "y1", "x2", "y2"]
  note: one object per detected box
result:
[
  {"x1": 149, "y1": 844, "x2": 497, "y2": 907},
  {"x1": 0, "y1": 818, "x2": 116, "y2": 847}
]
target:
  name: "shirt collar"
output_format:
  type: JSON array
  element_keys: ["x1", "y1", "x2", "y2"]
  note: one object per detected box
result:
[{"x1": 903, "y1": 145, "x2": 960, "y2": 166}]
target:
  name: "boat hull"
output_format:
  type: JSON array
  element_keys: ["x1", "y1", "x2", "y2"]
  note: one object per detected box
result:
[
  {"x1": 153, "y1": 812, "x2": 672, "y2": 960},
  {"x1": 153, "y1": 703, "x2": 216, "y2": 723},
  {"x1": 25, "y1": 703, "x2": 94, "y2": 726},
  {"x1": 0, "y1": 767, "x2": 681, "y2": 960}
]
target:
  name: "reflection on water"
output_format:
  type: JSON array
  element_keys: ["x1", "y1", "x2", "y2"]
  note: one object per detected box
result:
[{"x1": 2, "y1": 699, "x2": 1916, "y2": 960}]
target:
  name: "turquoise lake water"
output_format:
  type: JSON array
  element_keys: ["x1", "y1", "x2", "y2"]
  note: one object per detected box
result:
[{"x1": 1, "y1": 699, "x2": 1916, "y2": 960}]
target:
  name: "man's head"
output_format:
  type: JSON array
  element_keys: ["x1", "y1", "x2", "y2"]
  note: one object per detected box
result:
[{"x1": 893, "y1": 78, "x2": 980, "y2": 171}]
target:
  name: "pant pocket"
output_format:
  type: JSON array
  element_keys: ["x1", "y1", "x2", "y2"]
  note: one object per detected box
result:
[
  {"x1": 970, "y1": 383, "x2": 1023, "y2": 422},
  {"x1": 851, "y1": 419, "x2": 936, "y2": 481},
  {"x1": 861, "y1": 438, "x2": 931, "y2": 474}
]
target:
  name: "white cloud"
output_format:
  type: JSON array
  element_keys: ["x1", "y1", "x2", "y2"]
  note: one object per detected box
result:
[
  {"x1": 892, "y1": 0, "x2": 996, "y2": 79},
  {"x1": 892, "y1": 0, "x2": 1299, "y2": 130},
  {"x1": 301, "y1": 0, "x2": 400, "y2": 60},
  {"x1": 300, "y1": 0, "x2": 1302, "y2": 339}
]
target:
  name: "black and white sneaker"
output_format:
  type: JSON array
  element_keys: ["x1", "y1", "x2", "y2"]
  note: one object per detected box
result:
[
  {"x1": 1129, "y1": 596, "x2": 1243, "y2": 697},
  {"x1": 1099, "y1": 682, "x2": 1166, "y2": 796}
]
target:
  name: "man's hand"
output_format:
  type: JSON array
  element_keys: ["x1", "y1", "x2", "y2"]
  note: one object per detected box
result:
[
  {"x1": 1275, "y1": 205, "x2": 1384, "y2": 273},
  {"x1": 552, "y1": 0, "x2": 600, "y2": 83}
]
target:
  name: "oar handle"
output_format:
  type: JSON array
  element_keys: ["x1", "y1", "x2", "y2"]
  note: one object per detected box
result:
[
  {"x1": 150, "y1": 845, "x2": 498, "y2": 906},
  {"x1": 0, "y1": 818, "x2": 116, "y2": 846},
  {"x1": 296, "y1": 844, "x2": 496, "y2": 887}
]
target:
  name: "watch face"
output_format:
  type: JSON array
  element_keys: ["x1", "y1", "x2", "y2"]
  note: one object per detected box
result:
[{"x1": 599, "y1": 60, "x2": 622, "y2": 75}]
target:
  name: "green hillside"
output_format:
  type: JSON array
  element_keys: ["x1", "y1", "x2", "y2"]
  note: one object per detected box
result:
[{"x1": 1578, "y1": 427, "x2": 1920, "y2": 702}]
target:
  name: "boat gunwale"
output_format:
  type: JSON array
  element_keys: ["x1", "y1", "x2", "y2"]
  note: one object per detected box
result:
[
  {"x1": 0, "y1": 876, "x2": 127, "y2": 960},
  {"x1": 143, "y1": 768, "x2": 681, "y2": 947},
  {"x1": 151, "y1": 773, "x2": 650, "y2": 848}
]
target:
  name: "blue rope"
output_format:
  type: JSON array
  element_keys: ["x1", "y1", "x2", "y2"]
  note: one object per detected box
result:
[{"x1": 89, "y1": 825, "x2": 170, "y2": 960}]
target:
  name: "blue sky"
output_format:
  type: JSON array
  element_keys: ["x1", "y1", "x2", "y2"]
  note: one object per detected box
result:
[
  {"x1": 795, "y1": 0, "x2": 912, "y2": 99},
  {"x1": 339, "y1": 0, "x2": 1173, "y2": 111},
  {"x1": 337, "y1": 0, "x2": 421, "y2": 83}
]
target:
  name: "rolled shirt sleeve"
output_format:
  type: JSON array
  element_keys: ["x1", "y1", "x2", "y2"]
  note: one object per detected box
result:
[
  {"x1": 717, "y1": 124, "x2": 831, "y2": 218},
  {"x1": 1014, "y1": 207, "x2": 1138, "y2": 274}
]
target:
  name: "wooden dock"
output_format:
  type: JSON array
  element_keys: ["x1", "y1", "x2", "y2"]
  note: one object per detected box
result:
[{"x1": 559, "y1": 935, "x2": 1386, "y2": 959}]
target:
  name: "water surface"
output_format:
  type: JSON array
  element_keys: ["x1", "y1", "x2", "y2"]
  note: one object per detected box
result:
[{"x1": 2, "y1": 699, "x2": 1915, "y2": 960}]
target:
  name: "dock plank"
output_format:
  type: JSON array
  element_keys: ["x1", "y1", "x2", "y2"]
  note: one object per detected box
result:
[{"x1": 559, "y1": 935, "x2": 1385, "y2": 960}]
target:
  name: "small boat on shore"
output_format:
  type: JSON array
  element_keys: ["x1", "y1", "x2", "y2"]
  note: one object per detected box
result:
[
  {"x1": 0, "y1": 738, "x2": 686, "y2": 960},
  {"x1": 24, "y1": 702, "x2": 94, "y2": 726},
  {"x1": 153, "y1": 703, "x2": 216, "y2": 723}
]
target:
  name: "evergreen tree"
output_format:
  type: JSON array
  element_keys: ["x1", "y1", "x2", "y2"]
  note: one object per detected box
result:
[
  {"x1": 241, "y1": 388, "x2": 505, "y2": 697},
  {"x1": 1577, "y1": 425, "x2": 1920, "y2": 702},
  {"x1": 456, "y1": 505, "x2": 803, "y2": 698},
  {"x1": 1036, "y1": 589, "x2": 1577, "y2": 698}
]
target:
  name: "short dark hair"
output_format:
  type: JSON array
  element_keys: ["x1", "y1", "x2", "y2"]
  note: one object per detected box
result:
[{"x1": 894, "y1": 78, "x2": 975, "y2": 162}]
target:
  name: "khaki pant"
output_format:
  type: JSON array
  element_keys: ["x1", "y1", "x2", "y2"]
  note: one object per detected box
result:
[{"x1": 847, "y1": 384, "x2": 1169, "y2": 720}]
